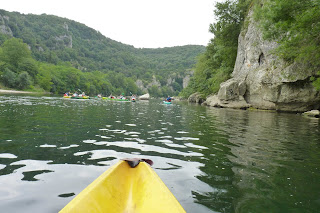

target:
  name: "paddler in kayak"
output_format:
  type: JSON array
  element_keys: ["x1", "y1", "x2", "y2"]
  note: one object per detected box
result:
[
  {"x1": 120, "y1": 93, "x2": 126, "y2": 100},
  {"x1": 131, "y1": 94, "x2": 136, "y2": 102},
  {"x1": 72, "y1": 92, "x2": 78, "y2": 97},
  {"x1": 80, "y1": 92, "x2": 86, "y2": 97},
  {"x1": 166, "y1": 96, "x2": 172, "y2": 102}
]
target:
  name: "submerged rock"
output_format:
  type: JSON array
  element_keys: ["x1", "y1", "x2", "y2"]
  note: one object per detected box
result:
[
  {"x1": 188, "y1": 92, "x2": 205, "y2": 104},
  {"x1": 302, "y1": 110, "x2": 320, "y2": 118},
  {"x1": 204, "y1": 95, "x2": 250, "y2": 110}
]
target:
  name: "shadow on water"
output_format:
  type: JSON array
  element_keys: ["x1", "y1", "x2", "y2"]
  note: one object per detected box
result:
[
  {"x1": 0, "y1": 95, "x2": 319, "y2": 212},
  {"x1": 190, "y1": 107, "x2": 320, "y2": 213}
]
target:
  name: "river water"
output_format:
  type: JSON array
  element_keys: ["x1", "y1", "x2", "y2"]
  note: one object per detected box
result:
[{"x1": 0, "y1": 95, "x2": 319, "y2": 213}]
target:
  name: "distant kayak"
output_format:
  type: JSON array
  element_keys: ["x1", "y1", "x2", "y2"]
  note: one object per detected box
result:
[
  {"x1": 163, "y1": 101, "x2": 172, "y2": 104},
  {"x1": 59, "y1": 160, "x2": 186, "y2": 213}
]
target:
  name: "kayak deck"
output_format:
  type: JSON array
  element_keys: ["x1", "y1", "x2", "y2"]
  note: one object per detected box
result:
[{"x1": 60, "y1": 160, "x2": 185, "y2": 213}]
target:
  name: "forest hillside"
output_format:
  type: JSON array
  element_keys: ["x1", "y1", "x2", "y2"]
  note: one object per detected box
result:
[{"x1": 0, "y1": 9, "x2": 205, "y2": 96}]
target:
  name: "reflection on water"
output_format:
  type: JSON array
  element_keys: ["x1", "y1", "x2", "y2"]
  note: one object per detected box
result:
[
  {"x1": 0, "y1": 95, "x2": 319, "y2": 213},
  {"x1": 195, "y1": 108, "x2": 320, "y2": 213}
]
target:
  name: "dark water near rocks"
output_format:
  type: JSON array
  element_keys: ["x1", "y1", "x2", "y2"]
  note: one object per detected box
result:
[{"x1": 0, "y1": 95, "x2": 319, "y2": 213}]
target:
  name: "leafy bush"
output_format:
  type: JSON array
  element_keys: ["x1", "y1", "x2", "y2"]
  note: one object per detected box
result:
[
  {"x1": 254, "y1": 0, "x2": 320, "y2": 89},
  {"x1": 1, "y1": 68, "x2": 16, "y2": 87},
  {"x1": 16, "y1": 71, "x2": 32, "y2": 89}
]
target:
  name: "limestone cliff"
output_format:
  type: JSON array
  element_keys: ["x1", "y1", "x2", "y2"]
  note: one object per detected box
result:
[
  {"x1": 135, "y1": 71, "x2": 194, "y2": 95},
  {"x1": 0, "y1": 14, "x2": 12, "y2": 36},
  {"x1": 205, "y1": 10, "x2": 320, "y2": 112}
]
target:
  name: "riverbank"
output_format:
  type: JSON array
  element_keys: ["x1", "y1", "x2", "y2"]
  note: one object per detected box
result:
[{"x1": 0, "y1": 89, "x2": 48, "y2": 94}]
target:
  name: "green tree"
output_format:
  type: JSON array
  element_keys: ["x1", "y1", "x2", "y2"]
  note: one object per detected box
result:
[
  {"x1": 1, "y1": 38, "x2": 32, "y2": 69},
  {"x1": 2, "y1": 68, "x2": 16, "y2": 87},
  {"x1": 148, "y1": 85, "x2": 161, "y2": 97},
  {"x1": 36, "y1": 66, "x2": 52, "y2": 91},
  {"x1": 125, "y1": 78, "x2": 138, "y2": 95},
  {"x1": 18, "y1": 58, "x2": 38, "y2": 77},
  {"x1": 161, "y1": 86, "x2": 172, "y2": 97},
  {"x1": 172, "y1": 82, "x2": 182, "y2": 92},
  {"x1": 16, "y1": 71, "x2": 32, "y2": 89},
  {"x1": 100, "y1": 81, "x2": 112, "y2": 96}
]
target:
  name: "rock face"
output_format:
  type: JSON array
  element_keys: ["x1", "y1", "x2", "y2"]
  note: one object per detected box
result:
[
  {"x1": 135, "y1": 71, "x2": 194, "y2": 95},
  {"x1": 136, "y1": 79, "x2": 148, "y2": 93},
  {"x1": 183, "y1": 72, "x2": 193, "y2": 89},
  {"x1": 188, "y1": 92, "x2": 205, "y2": 104},
  {"x1": 135, "y1": 76, "x2": 161, "y2": 94},
  {"x1": 55, "y1": 35, "x2": 72, "y2": 48},
  {"x1": 206, "y1": 9, "x2": 320, "y2": 112},
  {"x1": 0, "y1": 15, "x2": 13, "y2": 36},
  {"x1": 204, "y1": 94, "x2": 250, "y2": 109}
]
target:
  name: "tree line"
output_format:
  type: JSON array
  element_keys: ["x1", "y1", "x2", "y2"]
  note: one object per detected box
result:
[{"x1": 0, "y1": 38, "x2": 139, "y2": 95}]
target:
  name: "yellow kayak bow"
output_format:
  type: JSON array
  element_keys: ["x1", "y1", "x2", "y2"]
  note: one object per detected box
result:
[{"x1": 60, "y1": 160, "x2": 186, "y2": 213}]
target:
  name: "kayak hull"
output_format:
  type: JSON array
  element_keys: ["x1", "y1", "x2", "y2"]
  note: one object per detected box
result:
[
  {"x1": 59, "y1": 161, "x2": 185, "y2": 213},
  {"x1": 163, "y1": 101, "x2": 172, "y2": 104},
  {"x1": 70, "y1": 96, "x2": 90, "y2": 99}
]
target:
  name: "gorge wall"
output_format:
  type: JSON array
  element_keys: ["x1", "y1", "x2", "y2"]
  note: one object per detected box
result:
[{"x1": 204, "y1": 10, "x2": 320, "y2": 112}]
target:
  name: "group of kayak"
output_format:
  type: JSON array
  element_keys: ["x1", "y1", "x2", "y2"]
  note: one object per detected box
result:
[
  {"x1": 63, "y1": 92, "x2": 173, "y2": 104},
  {"x1": 63, "y1": 91, "x2": 89, "y2": 99},
  {"x1": 63, "y1": 92, "x2": 137, "y2": 102}
]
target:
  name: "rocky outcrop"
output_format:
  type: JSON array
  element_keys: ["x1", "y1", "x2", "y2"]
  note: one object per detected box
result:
[
  {"x1": 0, "y1": 14, "x2": 13, "y2": 36},
  {"x1": 147, "y1": 75, "x2": 161, "y2": 88},
  {"x1": 135, "y1": 71, "x2": 194, "y2": 95},
  {"x1": 135, "y1": 76, "x2": 161, "y2": 94},
  {"x1": 302, "y1": 110, "x2": 320, "y2": 118},
  {"x1": 204, "y1": 94, "x2": 250, "y2": 109},
  {"x1": 188, "y1": 92, "x2": 205, "y2": 104},
  {"x1": 183, "y1": 73, "x2": 193, "y2": 89},
  {"x1": 139, "y1": 93, "x2": 150, "y2": 100},
  {"x1": 55, "y1": 35, "x2": 72, "y2": 48},
  {"x1": 205, "y1": 9, "x2": 320, "y2": 112},
  {"x1": 135, "y1": 79, "x2": 147, "y2": 93}
]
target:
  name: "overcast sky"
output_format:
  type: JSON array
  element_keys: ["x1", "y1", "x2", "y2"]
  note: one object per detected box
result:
[{"x1": 1, "y1": 0, "x2": 220, "y2": 48}]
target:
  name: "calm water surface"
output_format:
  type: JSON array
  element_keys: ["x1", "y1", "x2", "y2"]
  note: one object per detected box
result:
[{"x1": 0, "y1": 95, "x2": 319, "y2": 213}]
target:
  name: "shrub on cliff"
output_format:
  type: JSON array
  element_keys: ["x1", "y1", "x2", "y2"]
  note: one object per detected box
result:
[{"x1": 254, "y1": 0, "x2": 320, "y2": 89}]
